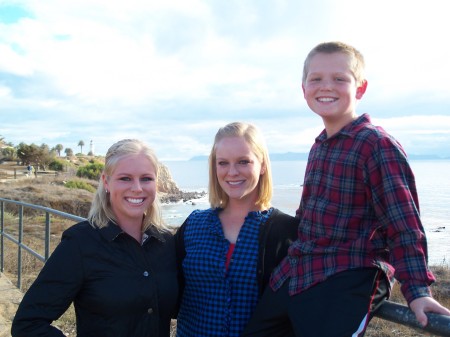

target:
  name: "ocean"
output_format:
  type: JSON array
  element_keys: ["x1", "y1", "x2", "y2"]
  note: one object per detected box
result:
[{"x1": 161, "y1": 159, "x2": 450, "y2": 266}]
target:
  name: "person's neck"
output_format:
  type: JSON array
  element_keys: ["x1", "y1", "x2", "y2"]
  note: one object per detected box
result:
[
  {"x1": 220, "y1": 200, "x2": 261, "y2": 244},
  {"x1": 323, "y1": 113, "x2": 357, "y2": 138},
  {"x1": 225, "y1": 197, "x2": 263, "y2": 216}
]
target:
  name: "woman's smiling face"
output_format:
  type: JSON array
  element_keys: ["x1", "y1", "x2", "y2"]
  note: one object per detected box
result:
[
  {"x1": 103, "y1": 153, "x2": 156, "y2": 226},
  {"x1": 215, "y1": 136, "x2": 264, "y2": 205}
]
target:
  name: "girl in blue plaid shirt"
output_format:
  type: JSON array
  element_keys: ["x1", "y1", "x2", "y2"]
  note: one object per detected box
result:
[{"x1": 175, "y1": 122, "x2": 298, "y2": 337}]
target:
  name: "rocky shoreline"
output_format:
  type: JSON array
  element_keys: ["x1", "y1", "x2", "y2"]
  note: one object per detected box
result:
[{"x1": 160, "y1": 190, "x2": 206, "y2": 204}]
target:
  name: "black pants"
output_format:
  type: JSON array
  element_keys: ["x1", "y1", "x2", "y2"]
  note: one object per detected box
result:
[{"x1": 242, "y1": 268, "x2": 388, "y2": 337}]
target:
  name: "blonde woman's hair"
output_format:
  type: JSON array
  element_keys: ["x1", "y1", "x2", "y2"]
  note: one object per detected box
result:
[
  {"x1": 302, "y1": 41, "x2": 366, "y2": 86},
  {"x1": 88, "y1": 139, "x2": 167, "y2": 232},
  {"x1": 208, "y1": 122, "x2": 272, "y2": 210}
]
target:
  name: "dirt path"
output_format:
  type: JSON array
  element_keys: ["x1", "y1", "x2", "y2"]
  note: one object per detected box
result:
[{"x1": 0, "y1": 273, "x2": 22, "y2": 337}]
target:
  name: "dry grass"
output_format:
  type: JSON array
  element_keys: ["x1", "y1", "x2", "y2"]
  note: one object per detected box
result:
[{"x1": 0, "y1": 175, "x2": 95, "y2": 218}]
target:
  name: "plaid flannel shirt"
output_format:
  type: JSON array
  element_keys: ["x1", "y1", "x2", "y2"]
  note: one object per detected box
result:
[{"x1": 270, "y1": 114, "x2": 435, "y2": 303}]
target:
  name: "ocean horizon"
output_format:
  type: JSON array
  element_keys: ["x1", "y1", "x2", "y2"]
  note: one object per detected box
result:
[{"x1": 161, "y1": 159, "x2": 450, "y2": 266}]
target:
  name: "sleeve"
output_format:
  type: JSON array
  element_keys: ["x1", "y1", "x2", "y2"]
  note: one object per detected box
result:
[
  {"x1": 260, "y1": 210, "x2": 299, "y2": 292},
  {"x1": 11, "y1": 231, "x2": 84, "y2": 337},
  {"x1": 368, "y1": 136, "x2": 435, "y2": 303}
]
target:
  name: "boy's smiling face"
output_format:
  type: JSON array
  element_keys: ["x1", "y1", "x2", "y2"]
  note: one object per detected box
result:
[{"x1": 302, "y1": 52, "x2": 367, "y2": 128}]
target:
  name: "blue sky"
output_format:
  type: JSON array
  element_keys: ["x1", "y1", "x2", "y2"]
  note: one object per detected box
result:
[{"x1": 1, "y1": 0, "x2": 450, "y2": 160}]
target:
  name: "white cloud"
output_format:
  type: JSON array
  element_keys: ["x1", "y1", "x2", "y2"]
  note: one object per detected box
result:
[{"x1": 1, "y1": 0, "x2": 449, "y2": 159}]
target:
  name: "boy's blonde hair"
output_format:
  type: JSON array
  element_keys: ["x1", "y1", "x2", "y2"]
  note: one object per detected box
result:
[
  {"x1": 302, "y1": 41, "x2": 366, "y2": 86},
  {"x1": 88, "y1": 139, "x2": 167, "y2": 232},
  {"x1": 208, "y1": 122, "x2": 273, "y2": 210}
]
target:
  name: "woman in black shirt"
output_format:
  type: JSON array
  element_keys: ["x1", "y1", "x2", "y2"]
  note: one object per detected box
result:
[{"x1": 12, "y1": 139, "x2": 178, "y2": 337}]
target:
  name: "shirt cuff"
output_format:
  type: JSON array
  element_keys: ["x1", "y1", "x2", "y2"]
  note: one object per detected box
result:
[{"x1": 402, "y1": 284, "x2": 432, "y2": 304}]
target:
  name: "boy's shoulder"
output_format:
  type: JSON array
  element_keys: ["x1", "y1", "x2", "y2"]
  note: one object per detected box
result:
[{"x1": 350, "y1": 114, "x2": 396, "y2": 144}]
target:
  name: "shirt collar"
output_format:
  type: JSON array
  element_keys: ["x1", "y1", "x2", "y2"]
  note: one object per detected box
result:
[
  {"x1": 316, "y1": 113, "x2": 371, "y2": 143},
  {"x1": 209, "y1": 207, "x2": 273, "y2": 235},
  {"x1": 99, "y1": 220, "x2": 166, "y2": 243}
]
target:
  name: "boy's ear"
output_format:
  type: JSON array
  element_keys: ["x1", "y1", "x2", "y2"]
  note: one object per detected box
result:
[
  {"x1": 356, "y1": 80, "x2": 368, "y2": 99},
  {"x1": 302, "y1": 83, "x2": 306, "y2": 96}
]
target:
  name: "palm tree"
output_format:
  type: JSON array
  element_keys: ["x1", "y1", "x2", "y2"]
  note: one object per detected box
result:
[
  {"x1": 65, "y1": 148, "x2": 74, "y2": 157},
  {"x1": 78, "y1": 140, "x2": 85, "y2": 154},
  {"x1": 55, "y1": 144, "x2": 63, "y2": 157}
]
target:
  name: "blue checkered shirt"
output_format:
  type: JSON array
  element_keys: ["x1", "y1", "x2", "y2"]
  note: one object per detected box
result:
[{"x1": 176, "y1": 208, "x2": 272, "y2": 337}]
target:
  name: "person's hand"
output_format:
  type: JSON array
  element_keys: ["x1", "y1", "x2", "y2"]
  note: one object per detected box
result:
[{"x1": 409, "y1": 296, "x2": 450, "y2": 327}]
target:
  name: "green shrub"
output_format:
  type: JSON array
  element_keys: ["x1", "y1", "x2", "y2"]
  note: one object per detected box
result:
[
  {"x1": 76, "y1": 162, "x2": 104, "y2": 180},
  {"x1": 65, "y1": 180, "x2": 96, "y2": 193},
  {"x1": 48, "y1": 159, "x2": 65, "y2": 171}
]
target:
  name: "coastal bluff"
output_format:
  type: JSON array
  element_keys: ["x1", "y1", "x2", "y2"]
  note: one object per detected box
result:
[{"x1": 0, "y1": 161, "x2": 205, "y2": 219}]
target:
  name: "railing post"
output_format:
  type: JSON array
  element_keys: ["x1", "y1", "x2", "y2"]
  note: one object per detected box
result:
[
  {"x1": 14, "y1": 168, "x2": 17, "y2": 179},
  {"x1": 17, "y1": 205, "x2": 23, "y2": 289},
  {"x1": 45, "y1": 212, "x2": 51, "y2": 260},
  {"x1": 0, "y1": 198, "x2": 86, "y2": 291},
  {"x1": 1, "y1": 201, "x2": 4, "y2": 272}
]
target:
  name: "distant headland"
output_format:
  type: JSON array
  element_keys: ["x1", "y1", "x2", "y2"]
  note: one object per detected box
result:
[{"x1": 189, "y1": 152, "x2": 450, "y2": 161}]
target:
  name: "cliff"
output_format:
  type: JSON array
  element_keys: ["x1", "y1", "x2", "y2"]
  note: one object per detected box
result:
[{"x1": 158, "y1": 163, "x2": 206, "y2": 203}]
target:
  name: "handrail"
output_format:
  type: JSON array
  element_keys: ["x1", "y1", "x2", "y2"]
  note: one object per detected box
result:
[
  {"x1": 0, "y1": 168, "x2": 58, "y2": 180},
  {"x1": 0, "y1": 197, "x2": 85, "y2": 289},
  {"x1": 375, "y1": 300, "x2": 450, "y2": 336},
  {"x1": 1, "y1": 198, "x2": 450, "y2": 335}
]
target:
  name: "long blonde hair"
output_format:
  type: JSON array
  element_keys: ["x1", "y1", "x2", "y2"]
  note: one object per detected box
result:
[
  {"x1": 208, "y1": 122, "x2": 273, "y2": 209},
  {"x1": 88, "y1": 139, "x2": 167, "y2": 232}
]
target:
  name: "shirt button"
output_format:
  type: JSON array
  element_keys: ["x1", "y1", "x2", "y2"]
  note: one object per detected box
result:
[
  {"x1": 147, "y1": 308, "x2": 153, "y2": 314},
  {"x1": 143, "y1": 271, "x2": 149, "y2": 277}
]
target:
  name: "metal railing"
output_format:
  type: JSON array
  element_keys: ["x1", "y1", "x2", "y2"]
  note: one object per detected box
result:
[
  {"x1": 0, "y1": 168, "x2": 23, "y2": 179},
  {"x1": 0, "y1": 168, "x2": 59, "y2": 180},
  {"x1": 0, "y1": 197, "x2": 85, "y2": 289},
  {"x1": 1, "y1": 197, "x2": 450, "y2": 335},
  {"x1": 375, "y1": 301, "x2": 450, "y2": 336}
]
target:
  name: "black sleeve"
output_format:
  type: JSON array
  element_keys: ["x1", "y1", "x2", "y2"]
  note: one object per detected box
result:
[
  {"x1": 11, "y1": 232, "x2": 84, "y2": 337},
  {"x1": 173, "y1": 219, "x2": 187, "y2": 317},
  {"x1": 259, "y1": 209, "x2": 298, "y2": 294}
]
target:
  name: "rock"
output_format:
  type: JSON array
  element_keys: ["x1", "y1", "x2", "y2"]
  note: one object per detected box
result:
[
  {"x1": 157, "y1": 163, "x2": 206, "y2": 204},
  {"x1": 157, "y1": 163, "x2": 180, "y2": 194}
]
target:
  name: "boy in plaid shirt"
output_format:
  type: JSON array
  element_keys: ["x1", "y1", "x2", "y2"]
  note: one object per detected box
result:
[{"x1": 243, "y1": 41, "x2": 450, "y2": 337}]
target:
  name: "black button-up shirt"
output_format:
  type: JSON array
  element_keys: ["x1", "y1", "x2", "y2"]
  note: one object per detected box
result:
[{"x1": 12, "y1": 220, "x2": 178, "y2": 337}]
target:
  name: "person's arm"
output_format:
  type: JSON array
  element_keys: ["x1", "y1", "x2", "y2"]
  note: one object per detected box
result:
[
  {"x1": 369, "y1": 138, "x2": 450, "y2": 324},
  {"x1": 173, "y1": 219, "x2": 187, "y2": 318},
  {"x1": 11, "y1": 231, "x2": 84, "y2": 337},
  {"x1": 259, "y1": 209, "x2": 298, "y2": 293}
]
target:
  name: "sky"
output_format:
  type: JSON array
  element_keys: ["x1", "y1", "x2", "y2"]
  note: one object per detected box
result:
[{"x1": 1, "y1": 0, "x2": 450, "y2": 160}]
